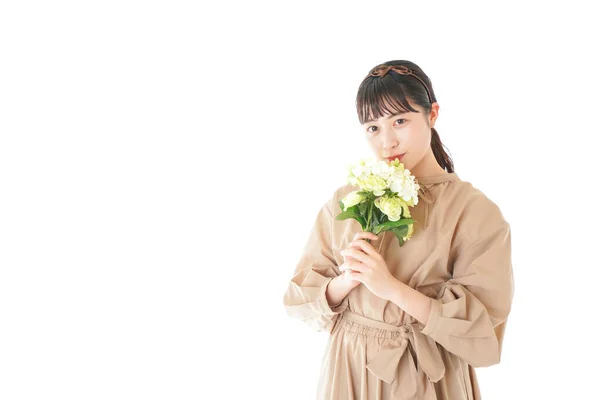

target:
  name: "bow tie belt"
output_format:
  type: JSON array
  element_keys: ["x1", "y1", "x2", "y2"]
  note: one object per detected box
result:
[{"x1": 340, "y1": 310, "x2": 446, "y2": 399}]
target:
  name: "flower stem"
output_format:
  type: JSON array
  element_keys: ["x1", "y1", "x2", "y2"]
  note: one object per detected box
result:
[{"x1": 366, "y1": 201, "x2": 373, "y2": 244}]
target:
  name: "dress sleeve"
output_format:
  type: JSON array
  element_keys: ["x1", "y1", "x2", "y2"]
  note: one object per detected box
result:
[
  {"x1": 282, "y1": 191, "x2": 349, "y2": 334},
  {"x1": 419, "y1": 222, "x2": 514, "y2": 367}
]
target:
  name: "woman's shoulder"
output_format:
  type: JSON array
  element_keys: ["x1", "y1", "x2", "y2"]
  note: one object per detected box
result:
[{"x1": 449, "y1": 178, "x2": 510, "y2": 242}]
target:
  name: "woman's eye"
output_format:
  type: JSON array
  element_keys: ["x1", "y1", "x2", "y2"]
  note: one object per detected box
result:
[
  {"x1": 367, "y1": 119, "x2": 406, "y2": 134},
  {"x1": 367, "y1": 118, "x2": 406, "y2": 133}
]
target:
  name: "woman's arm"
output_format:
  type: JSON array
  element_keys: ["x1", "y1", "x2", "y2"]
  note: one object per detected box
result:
[
  {"x1": 393, "y1": 222, "x2": 514, "y2": 367},
  {"x1": 282, "y1": 190, "x2": 351, "y2": 333},
  {"x1": 389, "y1": 279, "x2": 432, "y2": 325},
  {"x1": 325, "y1": 274, "x2": 358, "y2": 308}
]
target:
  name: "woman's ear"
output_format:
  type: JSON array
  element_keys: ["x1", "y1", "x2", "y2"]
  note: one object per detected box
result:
[{"x1": 428, "y1": 102, "x2": 440, "y2": 128}]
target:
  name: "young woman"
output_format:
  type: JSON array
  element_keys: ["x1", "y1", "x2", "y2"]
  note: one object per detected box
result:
[{"x1": 282, "y1": 60, "x2": 514, "y2": 400}]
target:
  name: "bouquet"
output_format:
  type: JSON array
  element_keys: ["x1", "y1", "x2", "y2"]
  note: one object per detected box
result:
[{"x1": 335, "y1": 157, "x2": 420, "y2": 247}]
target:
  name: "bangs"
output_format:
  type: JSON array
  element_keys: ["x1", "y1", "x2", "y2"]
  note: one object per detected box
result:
[{"x1": 357, "y1": 78, "x2": 421, "y2": 125}]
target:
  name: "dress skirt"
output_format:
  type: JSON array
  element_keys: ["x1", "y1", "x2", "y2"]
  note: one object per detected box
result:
[{"x1": 317, "y1": 309, "x2": 468, "y2": 400}]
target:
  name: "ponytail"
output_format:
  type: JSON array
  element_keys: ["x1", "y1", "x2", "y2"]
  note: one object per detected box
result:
[{"x1": 430, "y1": 127, "x2": 455, "y2": 173}]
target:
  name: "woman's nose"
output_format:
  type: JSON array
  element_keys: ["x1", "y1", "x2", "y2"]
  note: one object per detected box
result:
[{"x1": 381, "y1": 128, "x2": 399, "y2": 149}]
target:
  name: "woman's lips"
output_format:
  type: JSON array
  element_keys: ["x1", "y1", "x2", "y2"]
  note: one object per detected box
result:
[{"x1": 385, "y1": 153, "x2": 405, "y2": 162}]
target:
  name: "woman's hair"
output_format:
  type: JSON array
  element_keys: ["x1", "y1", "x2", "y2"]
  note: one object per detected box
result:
[{"x1": 356, "y1": 60, "x2": 455, "y2": 173}]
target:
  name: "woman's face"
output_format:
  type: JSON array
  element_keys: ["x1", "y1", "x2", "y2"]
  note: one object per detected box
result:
[{"x1": 361, "y1": 98, "x2": 446, "y2": 178}]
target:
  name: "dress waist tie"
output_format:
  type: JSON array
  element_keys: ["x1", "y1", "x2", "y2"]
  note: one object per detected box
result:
[{"x1": 341, "y1": 310, "x2": 446, "y2": 400}]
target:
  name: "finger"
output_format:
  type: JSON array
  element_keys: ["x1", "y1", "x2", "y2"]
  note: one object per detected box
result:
[
  {"x1": 339, "y1": 259, "x2": 368, "y2": 273},
  {"x1": 346, "y1": 232, "x2": 378, "y2": 255},
  {"x1": 354, "y1": 231, "x2": 379, "y2": 242},
  {"x1": 342, "y1": 254, "x2": 357, "y2": 264},
  {"x1": 342, "y1": 269, "x2": 359, "y2": 283},
  {"x1": 341, "y1": 249, "x2": 357, "y2": 262},
  {"x1": 348, "y1": 271, "x2": 363, "y2": 283},
  {"x1": 341, "y1": 247, "x2": 370, "y2": 265},
  {"x1": 348, "y1": 239, "x2": 380, "y2": 259}
]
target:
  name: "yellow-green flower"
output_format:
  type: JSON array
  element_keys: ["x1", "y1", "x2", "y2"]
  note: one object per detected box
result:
[
  {"x1": 400, "y1": 202, "x2": 411, "y2": 218},
  {"x1": 404, "y1": 223, "x2": 414, "y2": 241},
  {"x1": 346, "y1": 158, "x2": 393, "y2": 195},
  {"x1": 341, "y1": 190, "x2": 365, "y2": 211},
  {"x1": 373, "y1": 195, "x2": 404, "y2": 222},
  {"x1": 356, "y1": 175, "x2": 388, "y2": 196}
]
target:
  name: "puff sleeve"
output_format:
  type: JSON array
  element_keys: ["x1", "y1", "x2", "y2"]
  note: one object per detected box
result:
[
  {"x1": 419, "y1": 221, "x2": 514, "y2": 367},
  {"x1": 282, "y1": 192, "x2": 349, "y2": 334}
]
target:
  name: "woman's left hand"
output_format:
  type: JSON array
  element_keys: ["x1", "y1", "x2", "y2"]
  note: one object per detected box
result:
[{"x1": 339, "y1": 238, "x2": 399, "y2": 301}]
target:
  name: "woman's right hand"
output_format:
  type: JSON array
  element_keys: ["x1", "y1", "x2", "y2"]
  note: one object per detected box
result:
[{"x1": 339, "y1": 231, "x2": 380, "y2": 289}]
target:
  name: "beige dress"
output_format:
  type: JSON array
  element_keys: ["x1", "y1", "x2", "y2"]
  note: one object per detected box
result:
[{"x1": 282, "y1": 172, "x2": 514, "y2": 400}]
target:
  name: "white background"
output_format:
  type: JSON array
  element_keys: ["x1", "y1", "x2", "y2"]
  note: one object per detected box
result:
[{"x1": 1, "y1": 1, "x2": 598, "y2": 399}]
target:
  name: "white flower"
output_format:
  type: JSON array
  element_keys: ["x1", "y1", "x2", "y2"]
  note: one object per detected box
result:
[
  {"x1": 345, "y1": 157, "x2": 419, "y2": 199},
  {"x1": 389, "y1": 167, "x2": 419, "y2": 206},
  {"x1": 346, "y1": 158, "x2": 390, "y2": 195},
  {"x1": 369, "y1": 159, "x2": 394, "y2": 180}
]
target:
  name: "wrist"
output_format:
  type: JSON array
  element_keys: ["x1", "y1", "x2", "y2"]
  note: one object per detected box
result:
[
  {"x1": 326, "y1": 274, "x2": 355, "y2": 307},
  {"x1": 338, "y1": 271, "x2": 360, "y2": 289},
  {"x1": 388, "y1": 278, "x2": 404, "y2": 303}
]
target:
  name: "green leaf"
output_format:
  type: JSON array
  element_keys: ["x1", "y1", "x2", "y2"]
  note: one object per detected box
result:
[
  {"x1": 357, "y1": 201, "x2": 369, "y2": 216},
  {"x1": 335, "y1": 205, "x2": 366, "y2": 230},
  {"x1": 356, "y1": 215, "x2": 367, "y2": 230},
  {"x1": 335, "y1": 210, "x2": 355, "y2": 221},
  {"x1": 377, "y1": 218, "x2": 414, "y2": 229},
  {"x1": 372, "y1": 208, "x2": 381, "y2": 226},
  {"x1": 391, "y1": 225, "x2": 409, "y2": 245},
  {"x1": 373, "y1": 225, "x2": 385, "y2": 235},
  {"x1": 393, "y1": 225, "x2": 409, "y2": 236},
  {"x1": 337, "y1": 200, "x2": 361, "y2": 218}
]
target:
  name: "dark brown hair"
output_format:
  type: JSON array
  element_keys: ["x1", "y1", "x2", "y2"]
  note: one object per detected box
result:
[{"x1": 356, "y1": 60, "x2": 455, "y2": 173}]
